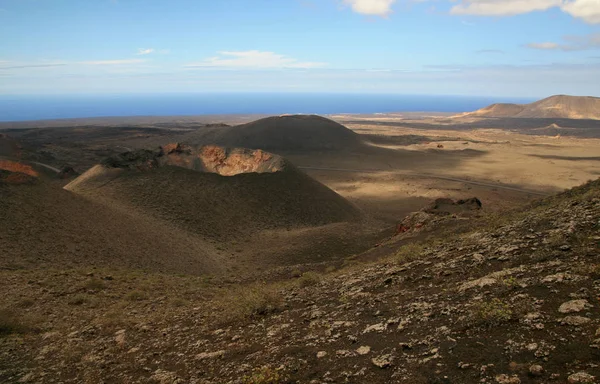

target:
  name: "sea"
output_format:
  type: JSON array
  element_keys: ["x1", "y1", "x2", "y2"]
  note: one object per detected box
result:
[{"x1": 0, "y1": 93, "x2": 535, "y2": 122}]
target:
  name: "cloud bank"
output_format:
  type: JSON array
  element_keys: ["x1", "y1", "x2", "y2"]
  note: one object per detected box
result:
[
  {"x1": 446, "y1": 0, "x2": 600, "y2": 23},
  {"x1": 185, "y1": 50, "x2": 327, "y2": 69},
  {"x1": 527, "y1": 33, "x2": 600, "y2": 51}
]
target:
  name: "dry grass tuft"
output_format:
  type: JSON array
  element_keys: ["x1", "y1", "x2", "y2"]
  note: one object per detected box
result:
[
  {"x1": 296, "y1": 271, "x2": 322, "y2": 288},
  {"x1": 216, "y1": 284, "x2": 282, "y2": 323},
  {"x1": 394, "y1": 242, "x2": 426, "y2": 264},
  {"x1": 0, "y1": 308, "x2": 37, "y2": 336}
]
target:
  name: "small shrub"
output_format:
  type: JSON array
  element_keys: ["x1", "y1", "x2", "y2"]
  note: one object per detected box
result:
[
  {"x1": 217, "y1": 284, "x2": 282, "y2": 323},
  {"x1": 17, "y1": 298, "x2": 35, "y2": 308},
  {"x1": 170, "y1": 298, "x2": 189, "y2": 308},
  {"x1": 499, "y1": 276, "x2": 519, "y2": 289},
  {"x1": 0, "y1": 309, "x2": 35, "y2": 336},
  {"x1": 296, "y1": 272, "x2": 321, "y2": 288},
  {"x1": 474, "y1": 298, "x2": 513, "y2": 327},
  {"x1": 544, "y1": 231, "x2": 567, "y2": 246},
  {"x1": 243, "y1": 365, "x2": 285, "y2": 384},
  {"x1": 68, "y1": 294, "x2": 89, "y2": 306},
  {"x1": 83, "y1": 278, "x2": 106, "y2": 292},
  {"x1": 125, "y1": 290, "x2": 147, "y2": 301},
  {"x1": 290, "y1": 269, "x2": 302, "y2": 278},
  {"x1": 395, "y1": 242, "x2": 425, "y2": 263},
  {"x1": 591, "y1": 264, "x2": 600, "y2": 279}
]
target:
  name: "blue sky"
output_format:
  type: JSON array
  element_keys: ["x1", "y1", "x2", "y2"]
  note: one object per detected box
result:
[{"x1": 1, "y1": 0, "x2": 599, "y2": 97}]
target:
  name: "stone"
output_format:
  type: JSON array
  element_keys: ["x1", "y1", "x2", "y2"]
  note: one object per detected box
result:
[
  {"x1": 529, "y1": 365, "x2": 544, "y2": 377},
  {"x1": 18, "y1": 373, "x2": 35, "y2": 383},
  {"x1": 356, "y1": 346, "x2": 371, "y2": 355},
  {"x1": 372, "y1": 354, "x2": 393, "y2": 368},
  {"x1": 115, "y1": 329, "x2": 126, "y2": 346},
  {"x1": 495, "y1": 374, "x2": 521, "y2": 384},
  {"x1": 316, "y1": 351, "x2": 327, "y2": 358},
  {"x1": 150, "y1": 369, "x2": 180, "y2": 384},
  {"x1": 195, "y1": 350, "x2": 225, "y2": 360},
  {"x1": 568, "y1": 372, "x2": 596, "y2": 383},
  {"x1": 362, "y1": 323, "x2": 387, "y2": 334},
  {"x1": 561, "y1": 316, "x2": 591, "y2": 326},
  {"x1": 558, "y1": 300, "x2": 589, "y2": 314}
]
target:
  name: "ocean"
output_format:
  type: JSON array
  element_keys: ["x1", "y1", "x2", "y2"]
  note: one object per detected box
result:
[{"x1": 0, "y1": 93, "x2": 535, "y2": 122}]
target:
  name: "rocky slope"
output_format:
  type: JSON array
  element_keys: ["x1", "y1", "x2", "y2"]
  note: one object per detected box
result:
[{"x1": 1, "y1": 178, "x2": 599, "y2": 383}]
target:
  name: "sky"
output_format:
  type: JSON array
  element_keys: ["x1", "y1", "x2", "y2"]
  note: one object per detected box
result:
[{"x1": 0, "y1": 0, "x2": 599, "y2": 97}]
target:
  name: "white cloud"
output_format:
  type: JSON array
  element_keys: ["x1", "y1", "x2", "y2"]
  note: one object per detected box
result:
[
  {"x1": 137, "y1": 48, "x2": 155, "y2": 55},
  {"x1": 79, "y1": 59, "x2": 146, "y2": 65},
  {"x1": 561, "y1": 0, "x2": 600, "y2": 24},
  {"x1": 526, "y1": 42, "x2": 561, "y2": 49},
  {"x1": 344, "y1": 0, "x2": 397, "y2": 16},
  {"x1": 448, "y1": 0, "x2": 600, "y2": 23},
  {"x1": 185, "y1": 50, "x2": 327, "y2": 69},
  {"x1": 450, "y1": 0, "x2": 562, "y2": 16},
  {"x1": 527, "y1": 32, "x2": 600, "y2": 50}
]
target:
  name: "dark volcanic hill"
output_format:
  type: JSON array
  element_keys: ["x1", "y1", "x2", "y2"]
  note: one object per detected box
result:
[
  {"x1": 467, "y1": 95, "x2": 600, "y2": 120},
  {"x1": 0, "y1": 162, "x2": 225, "y2": 275},
  {"x1": 65, "y1": 144, "x2": 362, "y2": 239},
  {"x1": 191, "y1": 115, "x2": 366, "y2": 152}
]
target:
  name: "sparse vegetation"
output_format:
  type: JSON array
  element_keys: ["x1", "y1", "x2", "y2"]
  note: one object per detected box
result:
[
  {"x1": 243, "y1": 365, "x2": 285, "y2": 384},
  {"x1": 125, "y1": 290, "x2": 148, "y2": 301},
  {"x1": 499, "y1": 276, "x2": 519, "y2": 289},
  {"x1": 67, "y1": 294, "x2": 90, "y2": 306},
  {"x1": 394, "y1": 242, "x2": 426, "y2": 263},
  {"x1": 0, "y1": 309, "x2": 35, "y2": 336},
  {"x1": 217, "y1": 284, "x2": 282, "y2": 322},
  {"x1": 82, "y1": 278, "x2": 107, "y2": 292},
  {"x1": 290, "y1": 269, "x2": 302, "y2": 278},
  {"x1": 473, "y1": 298, "x2": 514, "y2": 327},
  {"x1": 296, "y1": 271, "x2": 321, "y2": 288}
]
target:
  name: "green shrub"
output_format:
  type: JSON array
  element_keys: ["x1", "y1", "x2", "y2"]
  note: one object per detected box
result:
[{"x1": 474, "y1": 298, "x2": 513, "y2": 326}]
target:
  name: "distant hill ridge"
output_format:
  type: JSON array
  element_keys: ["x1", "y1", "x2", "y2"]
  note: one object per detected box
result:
[
  {"x1": 466, "y1": 95, "x2": 600, "y2": 120},
  {"x1": 193, "y1": 114, "x2": 366, "y2": 152}
]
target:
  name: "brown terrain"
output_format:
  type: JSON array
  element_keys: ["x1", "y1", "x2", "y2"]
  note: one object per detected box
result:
[
  {"x1": 1, "y1": 95, "x2": 600, "y2": 383},
  {"x1": 462, "y1": 95, "x2": 600, "y2": 120}
]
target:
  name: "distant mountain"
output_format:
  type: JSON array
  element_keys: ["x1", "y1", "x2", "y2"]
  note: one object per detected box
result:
[{"x1": 465, "y1": 95, "x2": 600, "y2": 120}]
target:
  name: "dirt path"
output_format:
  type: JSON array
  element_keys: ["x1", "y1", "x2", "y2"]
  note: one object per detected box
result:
[{"x1": 298, "y1": 166, "x2": 551, "y2": 197}]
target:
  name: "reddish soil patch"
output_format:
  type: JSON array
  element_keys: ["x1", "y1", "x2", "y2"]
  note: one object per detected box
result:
[{"x1": 0, "y1": 160, "x2": 38, "y2": 177}]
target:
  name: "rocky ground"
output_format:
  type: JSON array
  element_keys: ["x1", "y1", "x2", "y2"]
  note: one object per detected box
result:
[{"x1": 1, "y1": 178, "x2": 599, "y2": 383}]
